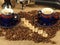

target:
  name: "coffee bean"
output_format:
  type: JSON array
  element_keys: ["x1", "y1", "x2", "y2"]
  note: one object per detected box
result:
[{"x1": 0, "y1": 11, "x2": 60, "y2": 43}]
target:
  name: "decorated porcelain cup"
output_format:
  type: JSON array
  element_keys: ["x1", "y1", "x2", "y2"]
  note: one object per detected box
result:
[
  {"x1": 0, "y1": 7, "x2": 19, "y2": 28},
  {"x1": 37, "y1": 8, "x2": 59, "y2": 26}
]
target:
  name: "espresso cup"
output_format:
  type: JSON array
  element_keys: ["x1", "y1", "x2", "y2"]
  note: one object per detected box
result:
[
  {"x1": 37, "y1": 8, "x2": 59, "y2": 26},
  {"x1": 41, "y1": 8, "x2": 54, "y2": 18}
]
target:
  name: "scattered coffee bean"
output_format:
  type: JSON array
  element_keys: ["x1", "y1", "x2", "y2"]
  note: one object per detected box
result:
[{"x1": 0, "y1": 11, "x2": 60, "y2": 44}]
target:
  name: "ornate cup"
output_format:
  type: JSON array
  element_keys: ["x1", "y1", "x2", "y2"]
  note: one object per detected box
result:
[
  {"x1": 0, "y1": 8, "x2": 19, "y2": 28},
  {"x1": 37, "y1": 8, "x2": 59, "y2": 26}
]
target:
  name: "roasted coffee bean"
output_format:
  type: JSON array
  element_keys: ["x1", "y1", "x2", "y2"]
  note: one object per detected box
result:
[{"x1": 0, "y1": 11, "x2": 60, "y2": 43}]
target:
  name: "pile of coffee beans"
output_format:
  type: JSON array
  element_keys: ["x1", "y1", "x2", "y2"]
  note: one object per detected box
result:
[{"x1": 0, "y1": 10, "x2": 60, "y2": 44}]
